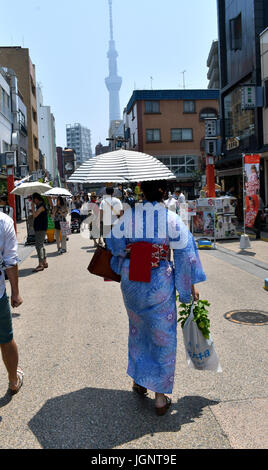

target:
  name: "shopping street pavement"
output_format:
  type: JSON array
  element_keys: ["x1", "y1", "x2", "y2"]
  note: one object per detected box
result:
[{"x1": 0, "y1": 221, "x2": 267, "y2": 450}]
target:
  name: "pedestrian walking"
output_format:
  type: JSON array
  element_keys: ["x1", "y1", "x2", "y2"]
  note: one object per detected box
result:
[
  {"x1": 52, "y1": 196, "x2": 69, "y2": 254},
  {"x1": 124, "y1": 189, "x2": 135, "y2": 209},
  {"x1": 89, "y1": 193, "x2": 102, "y2": 247},
  {"x1": 164, "y1": 191, "x2": 177, "y2": 213},
  {"x1": 80, "y1": 194, "x2": 91, "y2": 222},
  {"x1": 100, "y1": 187, "x2": 123, "y2": 243},
  {"x1": 176, "y1": 189, "x2": 186, "y2": 204},
  {"x1": 0, "y1": 211, "x2": 24, "y2": 394},
  {"x1": 32, "y1": 193, "x2": 48, "y2": 272},
  {"x1": 106, "y1": 180, "x2": 206, "y2": 416},
  {"x1": 254, "y1": 196, "x2": 265, "y2": 240}
]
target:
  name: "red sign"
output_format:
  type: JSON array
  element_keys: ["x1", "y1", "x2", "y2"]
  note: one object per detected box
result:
[{"x1": 244, "y1": 154, "x2": 260, "y2": 228}]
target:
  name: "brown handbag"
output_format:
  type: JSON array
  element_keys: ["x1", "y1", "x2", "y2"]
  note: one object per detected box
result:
[{"x1": 87, "y1": 245, "x2": 121, "y2": 282}]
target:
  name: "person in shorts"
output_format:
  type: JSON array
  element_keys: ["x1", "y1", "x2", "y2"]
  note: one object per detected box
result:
[{"x1": 0, "y1": 211, "x2": 24, "y2": 394}]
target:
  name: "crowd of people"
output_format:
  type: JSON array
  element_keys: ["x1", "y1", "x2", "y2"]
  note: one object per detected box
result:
[
  {"x1": 0, "y1": 182, "x2": 205, "y2": 416},
  {"x1": 0, "y1": 181, "x2": 266, "y2": 416}
]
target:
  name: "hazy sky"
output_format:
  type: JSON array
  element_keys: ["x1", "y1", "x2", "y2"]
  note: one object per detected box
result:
[{"x1": 1, "y1": 0, "x2": 218, "y2": 152}]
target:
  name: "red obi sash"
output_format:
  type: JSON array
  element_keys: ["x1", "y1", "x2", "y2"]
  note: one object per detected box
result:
[{"x1": 126, "y1": 242, "x2": 169, "y2": 283}]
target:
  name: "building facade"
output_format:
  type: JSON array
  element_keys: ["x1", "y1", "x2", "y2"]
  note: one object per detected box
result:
[
  {"x1": 0, "y1": 67, "x2": 28, "y2": 176},
  {"x1": 124, "y1": 89, "x2": 219, "y2": 198},
  {"x1": 260, "y1": 27, "x2": 268, "y2": 204},
  {"x1": 63, "y1": 148, "x2": 77, "y2": 183},
  {"x1": 0, "y1": 69, "x2": 12, "y2": 156},
  {"x1": 207, "y1": 40, "x2": 220, "y2": 89},
  {"x1": 0, "y1": 47, "x2": 40, "y2": 173},
  {"x1": 37, "y1": 85, "x2": 57, "y2": 182},
  {"x1": 95, "y1": 142, "x2": 110, "y2": 156},
  {"x1": 66, "y1": 123, "x2": 92, "y2": 166},
  {"x1": 56, "y1": 146, "x2": 64, "y2": 180},
  {"x1": 216, "y1": 0, "x2": 268, "y2": 207}
]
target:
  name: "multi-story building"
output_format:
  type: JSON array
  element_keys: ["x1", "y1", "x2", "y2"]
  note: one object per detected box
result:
[
  {"x1": 260, "y1": 27, "x2": 268, "y2": 205},
  {"x1": 0, "y1": 67, "x2": 28, "y2": 219},
  {"x1": 95, "y1": 142, "x2": 110, "y2": 156},
  {"x1": 56, "y1": 146, "x2": 64, "y2": 180},
  {"x1": 66, "y1": 123, "x2": 92, "y2": 166},
  {"x1": 63, "y1": 147, "x2": 77, "y2": 183},
  {"x1": 123, "y1": 89, "x2": 219, "y2": 198},
  {"x1": 207, "y1": 40, "x2": 220, "y2": 89},
  {"x1": 37, "y1": 85, "x2": 57, "y2": 182},
  {"x1": 216, "y1": 0, "x2": 268, "y2": 206},
  {"x1": 0, "y1": 47, "x2": 40, "y2": 173},
  {"x1": 0, "y1": 69, "x2": 12, "y2": 156},
  {"x1": 0, "y1": 68, "x2": 28, "y2": 173}
]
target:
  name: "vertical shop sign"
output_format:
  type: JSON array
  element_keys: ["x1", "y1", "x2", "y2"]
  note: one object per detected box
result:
[{"x1": 244, "y1": 154, "x2": 260, "y2": 228}]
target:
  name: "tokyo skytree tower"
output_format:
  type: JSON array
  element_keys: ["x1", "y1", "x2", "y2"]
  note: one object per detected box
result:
[{"x1": 105, "y1": 0, "x2": 122, "y2": 123}]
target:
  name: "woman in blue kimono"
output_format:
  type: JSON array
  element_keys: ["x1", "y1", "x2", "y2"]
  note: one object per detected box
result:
[{"x1": 106, "y1": 180, "x2": 206, "y2": 416}]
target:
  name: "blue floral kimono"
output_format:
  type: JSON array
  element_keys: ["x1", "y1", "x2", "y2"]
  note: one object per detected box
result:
[{"x1": 106, "y1": 202, "x2": 206, "y2": 394}]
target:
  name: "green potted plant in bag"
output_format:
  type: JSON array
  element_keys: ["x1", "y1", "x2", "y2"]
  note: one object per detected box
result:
[{"x1": 177, "y1": 297, "x2": 211, "y2": 339}]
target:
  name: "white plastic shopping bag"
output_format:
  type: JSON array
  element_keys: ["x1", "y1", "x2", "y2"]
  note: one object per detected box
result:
[
  {"x1": 60, "y1": 221, "x2": 71, "y2": 236},
  {"x1": 182, "y1": 304, "x2": 222, "y2": 372}
]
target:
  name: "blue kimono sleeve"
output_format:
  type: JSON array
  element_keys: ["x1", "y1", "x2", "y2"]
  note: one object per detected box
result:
[
  {"x1": 105, "y1": 224, "x2": 127, "y2": 275},
  {"x1": 173, "y1": 232, "x2": 206, "y2": 304}
]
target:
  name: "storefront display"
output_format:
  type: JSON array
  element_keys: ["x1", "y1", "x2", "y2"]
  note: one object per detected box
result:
[{"x1": 193, "y1": 197, "x2": 238, "y2": 240}]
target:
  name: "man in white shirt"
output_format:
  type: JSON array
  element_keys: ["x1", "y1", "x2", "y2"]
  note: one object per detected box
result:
[
  {"x1": 176, "y1": 189, "x2": 186, "y2": 204},
  {"x1": 0, "y1": 211, "x2": 24, "y2": 394},
  {"x1": 164, "y1": 192, "x2": 177, "y2": 213},
  {"x1": 100, "y1": 187, "x2": 123, "y2": 241}
]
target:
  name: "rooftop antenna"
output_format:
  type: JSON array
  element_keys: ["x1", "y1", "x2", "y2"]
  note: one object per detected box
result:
[
  {"x1": 181, "y1": 70, "x2": 186, "y2": 89},
  {"x1": 150, "y1": 76, "x2": 153, "y2": 90}
]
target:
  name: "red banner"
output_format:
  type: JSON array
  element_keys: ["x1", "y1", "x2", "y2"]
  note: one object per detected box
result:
[{"x1": 244, "y1": 154, "x2": 260, "y2": 228}]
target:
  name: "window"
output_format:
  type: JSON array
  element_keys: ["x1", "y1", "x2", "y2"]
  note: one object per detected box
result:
[
  {"x1": 159, "y1": 155, "x2": 197, "y2": 176},
  {"x1": 2, "y1": 141, "x2": 10, "y2": 152},
  {"x1": 145, "y1": 101, "x2": 160, "y2": 113},
  {"x1": 31, "y1": 81, "x2": 36, "y2": 97},
  {"x1": 173, "y1": 155, "x2": 197, "y2": 176},
  {"x1": 200, "y1": 108, "x2": 217, "y2": 120},
  {"x1": 159, "y1": 157, "x2": 171, "y2": 166},
  {"x1": 19, "y1": 148, "x2": 27, "y2": 165},
  {"x1": 184, "y1": 101, "x2": 195, "y2": 113},
  {"x1": 230, "y1": 13, "x2": 242, "y2": 51},
  {"x1": 171, "y1": 128, "x2": 193, "y2": 141},
  {"x1": 32, "y1": 108, "x2": 37, "y2": 123},
  {"x1": 146, "y1": 129, "x2": 161, "y2": 142},
  {"x1": 33, "y1": 136, "x2": 38, "y2": 149},
  {"x1": 224, "y1": 86, "x2": 255, "y2": 140},
  {"x1": 19, "y1": 111, "x2": 26, "y2": 126},
  {"x1": 0, "y1": 87, "x2": 10, "y2": 115}
]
